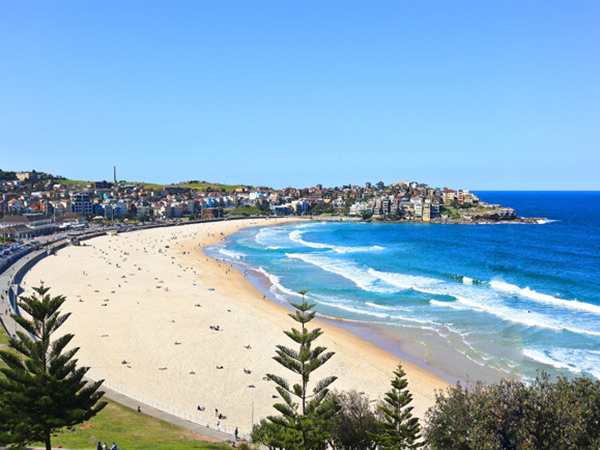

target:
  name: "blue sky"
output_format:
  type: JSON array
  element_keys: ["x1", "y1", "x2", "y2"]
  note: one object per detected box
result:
[{"x1": 1, "y1": 1, "x2": 598, "y2": 190}]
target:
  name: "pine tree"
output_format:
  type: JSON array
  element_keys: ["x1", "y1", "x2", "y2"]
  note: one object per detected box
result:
[
  {"x1": 266, "y1": 291, "x2": 338, "y2": 449},
  {"x1": 0, "y1": 285, "x2": 107, "y2": 450},
  {"x1": 369, "y1": 363, "x2": 423, "y2": 449}
]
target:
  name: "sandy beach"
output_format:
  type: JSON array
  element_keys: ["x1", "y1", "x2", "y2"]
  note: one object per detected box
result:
[{"x1": 20, "y1": 218, "x2": 450, "y2": 435}]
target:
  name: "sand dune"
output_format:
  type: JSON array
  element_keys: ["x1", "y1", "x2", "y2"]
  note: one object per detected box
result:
[{"x1": 21, "y1": 218, "x2": 449, "y2": 435}]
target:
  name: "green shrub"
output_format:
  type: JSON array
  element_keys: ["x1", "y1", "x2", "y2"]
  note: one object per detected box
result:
[{"x1": 424, "y1": 373, "x2": 600, "y2": 450}]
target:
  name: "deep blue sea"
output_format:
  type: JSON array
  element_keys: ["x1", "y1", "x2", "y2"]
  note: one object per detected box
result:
[{"x1": 209, "y1": 192, "x2": 600, "y2": 383}]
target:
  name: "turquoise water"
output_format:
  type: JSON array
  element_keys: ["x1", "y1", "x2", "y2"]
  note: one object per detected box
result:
[{"x1": 209, "y1": 192, "x2": 600, "y2": 383}]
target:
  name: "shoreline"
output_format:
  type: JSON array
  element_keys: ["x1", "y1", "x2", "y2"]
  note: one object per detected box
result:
[
  {"x1": 209, "y1": 221, "x2": 514, "y2": 386},
  {"x1": 20, "y1": 218, "x2": 450, "y2": 435},
  {"x1": 209, "y1": 245, "x2": 461, "y2": 387},
  {"x1": 191, "y1": 219, "x2": 452, "y2": 399}
]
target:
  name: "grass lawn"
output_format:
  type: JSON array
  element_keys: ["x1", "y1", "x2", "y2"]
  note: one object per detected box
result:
[
  {"x1": 175, "y1": 182, "x2": 250, "y2": 192},
  {"x1": 130, "y1": 181, "x2": 164, "y2": 191},
  {"x1": 0, "y1": 322, "x2": 14, "y2": 374},
  {"x1": 56, "y1": 179, "x2": 92, "y2": 187},
  {"x1": 225, "y1": 206, "x2": 270, "y2": 216},
  {"x1": 0, "y1": 322, "x2": 10, "y2": 346},
  {"x1": 55, "y1": 179, "x2": 251, "y2": 193},
  {"x1": 38, "y1": 399, "x2": 231, "y2": 450}
]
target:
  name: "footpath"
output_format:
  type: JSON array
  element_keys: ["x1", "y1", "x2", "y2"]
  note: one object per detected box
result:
[{"x1": 0, "y1": 238, "x2": 236, "y2": 449}]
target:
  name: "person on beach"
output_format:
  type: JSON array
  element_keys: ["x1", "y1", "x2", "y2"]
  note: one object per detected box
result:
[
  {"x1": 235, "y1": 427, "x2": 239, "y2": 440},
  {"x1": 102, "y1": 442, "x2": 108, "y2": 450},
  {"x1": 97, "y1": 442, "x2": 101, "y2": 450},
  {"x1": 111, "y1": 443, "x2": 117, "y2": 450}
]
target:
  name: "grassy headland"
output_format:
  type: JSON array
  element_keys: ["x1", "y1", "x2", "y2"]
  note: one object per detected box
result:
[
  {"x1": 56, "y1": 179, "x2": 92, "y2": 188},
  {"x1": 175, "y1": 181, "x2": 250, "y2": 192},
  {"x1": 55, "y1": 179, "x2": 250, "y2": 193}
]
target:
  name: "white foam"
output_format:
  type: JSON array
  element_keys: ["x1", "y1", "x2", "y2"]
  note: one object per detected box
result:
[
  {"x1": 317, "y1": 300, "x2": 393, "y2": 319},
  {"x1": 371, "y1": 269, "x2": 600, "y2": 337},
  {"x1": 286, "y1": 253, "x2": 398, "y2": 294},
  {"x1": 523, "y1": 348, "x2": 600, "y2": 379},
  {"x1": 218, "y1": 248, "x2": 244, "y2": 260},
  {"x1": 316, "y1": 299, "x2": 440, "y2": 326},
  {"x1": 455, "y1": 295, "x2": 600, "y2": 337},
  {"x1": 255, "y1": 228, "x2": 274, "y2": 246},
  {"x1": 429, "y1": 299, "x2": 470, "y2": 311},
  {"x1": 257, "y1": 267, "x2": 304, "y2": 299},
  {"x1": 491, "y1": 280, "x2": 600, "y2": 315},
  {"x1": 463, "y1": 277, "x2": 473, "y2": 285},
  {"x1": 288, "y1": 230, "x2": 384, "y2": 254},
  {"x1": 368, "y1": 269, "x2": 444, "y2": 292},
  {"x1": 365, "y1": 301, "x2": 411, "y2": 312},
  {"x1": 525, "y1": 349, "x2": 576, "y2": 371},
  {"x1": 547, "y1": 348, "x2": 600, "y2": 379},
  {"x1": 255, "y1": 227, "x2": 289, "y2": 249}
]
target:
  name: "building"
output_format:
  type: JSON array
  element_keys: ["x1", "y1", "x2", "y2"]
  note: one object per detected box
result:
[
  {"x1": 135, "y1": 204, "x2": 152, "y2": 219},
  {"x1": 16, "y1": 172, "x2": 37, "y2": 182},
  {"x1": 423, "y1": 198, "x2": 431, "y2": 222},
  {"x1": 431, "y1": 199, "x2": 440, "y2": 217},
  {"x1": 381, "y1": 198, "x2": 391, "y2": 215},
  {"x1": 93, "y1": 181, "x2": 113, "y2": 189},
  {"x1": 170, "y1": 203, "x2": 184, "y2": 218},
  {"x1": 442, "y1": 189, "x2": 456, "y2": 204},
  {"x1": 411, "y1": 197, "x2": 423, "y2": 219},
  {"x1": 201, "y1": 208, "x2": 223, "y2": 219},
  {"x1": 457, "y1": 190, "x2": 469, "y2": 203},
  {"x1": 60, "y1": 199, "x2": 74, "y2": 214},
  {"x1": 291, "y1": 200, "x2": 309, "y2": 214},
  {"x1": 7, "y1": 198, "x2": 21, "y2": 213},
  {"x1": 70, "y1": 193, "x2": 93, "y2": 217},
  {"x1": 102, "y1": 202, "x2": 127, "y2": 219},
  {"x1": 0, "y1": 214, "x2": 55, "y2": 238},
  {"x1": 273, "y1": 205, "x2": 292, "y2": 216}
]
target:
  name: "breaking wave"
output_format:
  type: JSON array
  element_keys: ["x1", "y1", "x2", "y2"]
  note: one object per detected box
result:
[
  {"x1": 491, "y1": 280, "x2": 600, "y2": 315},
  {"x1": 289, "y1": 230, "x2": 384, "y2": 254}
]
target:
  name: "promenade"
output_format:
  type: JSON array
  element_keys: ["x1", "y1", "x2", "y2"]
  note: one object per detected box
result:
[{"x1": 0, "y1": 235, "x2": 235, "y2": 447}]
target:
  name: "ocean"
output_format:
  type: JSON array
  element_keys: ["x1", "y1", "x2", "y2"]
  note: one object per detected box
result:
[{"x1": 207, "y1": 192, "x2": 600, "y2": 384}]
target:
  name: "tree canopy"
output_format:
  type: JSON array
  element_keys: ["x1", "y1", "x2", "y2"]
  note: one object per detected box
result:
[
  {"x1": 424, "y1": 373, "x2": 600, "y2": 450},
  {"x1": 0, "y1": 285, "x2": 107, "y2": 450},
  {"x1": 263, "y1": 291, "x2": 338, "y2": 449},
  {"x1": 369, "y1": 363, "x2": 423, "y2": 449}
]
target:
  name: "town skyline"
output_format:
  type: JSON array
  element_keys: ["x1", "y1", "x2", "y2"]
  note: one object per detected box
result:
[{"x1": 0, "y1": 169, "x2": 527, "y2": 237}]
